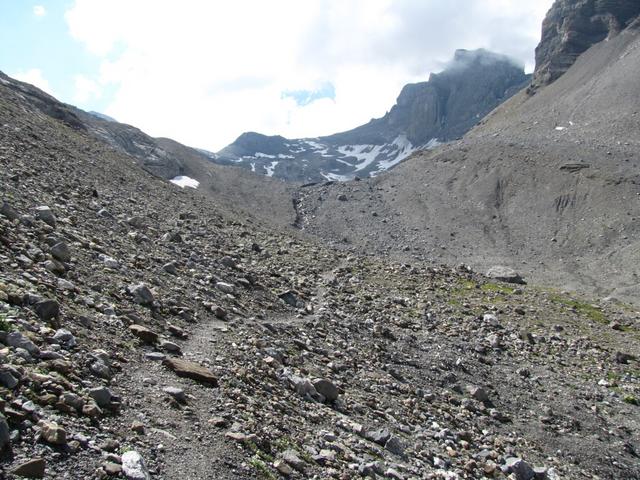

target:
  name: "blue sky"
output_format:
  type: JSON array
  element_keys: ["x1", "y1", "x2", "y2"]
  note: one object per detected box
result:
[
  {"x1": 0, "y1": 1, "x2": 553, "y2": 150},
  {"x1": 0, "y1": 1, "x2": 115, "y2": 112}
]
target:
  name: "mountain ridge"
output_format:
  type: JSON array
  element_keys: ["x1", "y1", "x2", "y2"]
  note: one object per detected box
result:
[{"x1": 215, "y1": 49, "x2": 530, "y2": 182}]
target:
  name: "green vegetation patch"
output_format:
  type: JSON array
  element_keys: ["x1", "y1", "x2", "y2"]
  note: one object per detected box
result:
[
  {"x1": 480, "y1": 282, "x2": 516, "y2": 295},
  {"x1": 550, "y1": 294, "x2": 606, "y2": 324},
  {"x1": 249, "y1": 456, "x2": 277, "y2": 480}
]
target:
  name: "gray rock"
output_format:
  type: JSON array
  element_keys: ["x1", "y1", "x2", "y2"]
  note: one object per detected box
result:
[
  {"x1": 44, "y1": 259, "x2": 66, "y2": 274},
  {"x1": 365, "y1": 428, "x2": 392, "y2": 446},
  {"x1": 129, "y1": 324, "x2": 158, "y2": 344},
  {"x1": 385, "y1": 436, "x2": 406, "y2": 456},
  {"x1": 0, "y1": 200, "x2": 19, "y2": 221},
  {"x1": 159, "y1": 339, "x2": 181, "y2": 353},
  {"x1": 313, "y1": 378, "x2": 339, "y2": 402},
  {"x1": 145, "y1": 352, "x2": 166, "y2": 361},
  {"x1": 281, "y1": 449, "x2": 306, "y2": 472},
  {"x1": 89, "y1": 350, "x2": 113, "y2": 379},
  {"x1": 33, "y1": 299, "x2": 60, "y2": 325},
  {"x1": 0, "y1": 413, "x2": 10, "y2": 451},
  {"x1": 60, "y1": 392, "x2": 85, "y2": 411},
  {"x1": 10, "y1": 458, "x2": 46, "y2": 478},
  {"x1": 89, "y1": 387, "x2": 113, "y2": 408},
  {"x1": 468, "y1": 385, "x2": 490, "y2": 403},
  {"x1": 34, "y1": 206, "x2": 56, "y2": 227},
  {"x1": 220, "y1": 256, "x2": 237, "y2": 268},
  {"x1": 7, "y1": 332, "x2": 40, "y2": 356},
  {"x1": 486, "y1": 266, "x2": 526, "y2": 284},
  {"x1": 0, "y1": 369, "x2": 19, "y2": 389},
  {"x1": 100, "y1": 255, "x2": 120, "y2": 270},
  {"x1": 215, "y1": 282, "x2": 235, "y2": 294},
  {"x1": 121, "y1": 450, "x2": 151, "y2": 480},
  {"x1": 52, "y1": 328, "x2": 76, "y2": 348},
  {"x1": 57, "y1": 278, "x2": 75, "y2": 291},
  {"x1": 279, "y1": 290, "x2": 304, "y2": 308},
  {"x1": 127, "y1": 216, "x2": 146, "y2": 229},
  {"x1": 50, "y1": 242, "x2": 71, "y2": 262},
  {"x1": 129, "y1": 284, "x2": 155, "y2": 306},
  {"x1": 505, "y1": 457, "x2": 535, "y2": 480},
  {"x1": 162, "y1": 262, "x2": 178, "y2": 275},
  {"x1": 163, "y1": 386, "x2": 187, "y2": 404}
]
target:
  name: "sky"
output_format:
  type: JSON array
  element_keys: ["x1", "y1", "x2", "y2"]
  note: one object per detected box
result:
[{"x1": 0, "y1": 0, "x2": 554, "y2": 151}]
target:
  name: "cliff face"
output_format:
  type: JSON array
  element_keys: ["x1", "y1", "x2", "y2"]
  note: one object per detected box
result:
[{"x1": 532, "y1": 0, "x2": 640, "y2": 88}]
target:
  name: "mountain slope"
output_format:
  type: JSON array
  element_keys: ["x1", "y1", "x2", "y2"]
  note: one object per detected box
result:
[
  {"x1": 0, "y1": 71, "x2": 295, "y2": 227},
  {"x1": 295, "y1": 3, "x2": 640, "y2": 304},
  {"x1": 215, "y1": 49, "x2": 530, "y2": 182}
]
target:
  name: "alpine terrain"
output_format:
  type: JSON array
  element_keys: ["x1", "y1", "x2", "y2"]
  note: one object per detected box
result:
[
  {"x1": 0, "y1": 1, "x2": 639, "y2": 480},
  {"x1": 215, "y1": 49, "x2": 530, "y2": 182}
]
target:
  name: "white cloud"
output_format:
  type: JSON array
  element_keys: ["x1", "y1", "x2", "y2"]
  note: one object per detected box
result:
[
  {"x1": 12, "y1": 68, "x2": 55, "y2": 96},
  {"x1": 65, "y1": 0, "x2": 554, "y2": 151},
  {"x1": 33, "y1": 5, "x2": 46, "y2": 17},
  {"x1": 73, "y1": 74, "x2": 102, "y2": 104}
]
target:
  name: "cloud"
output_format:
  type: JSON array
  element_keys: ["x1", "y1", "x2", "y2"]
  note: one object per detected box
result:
[
  {"x1": 73, "y1": 74, "x2": 102, "y2": 104},
  {"x1": 33, "y1": 5, "x2": 46, "y2": 17},
  {"x1": 65, "y1": 0, "x2": 554, "y2": 150},
  {"x1": 12, "y1": 68, "x2": 55, "y2": 96}
]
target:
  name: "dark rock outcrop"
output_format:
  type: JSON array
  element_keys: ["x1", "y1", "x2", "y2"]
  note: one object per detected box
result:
[{"x1": 532, "y1": 0, "x2": 640, "y2": 89}]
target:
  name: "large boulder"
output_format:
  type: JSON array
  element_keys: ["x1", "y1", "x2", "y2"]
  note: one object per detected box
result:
[{"x1": 486, "y1": 266, "x2": 526, "y2": 285}]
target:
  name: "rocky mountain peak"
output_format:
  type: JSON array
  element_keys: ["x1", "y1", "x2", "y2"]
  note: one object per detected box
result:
[
  {"x1": 532, "y1": 0, "x2": 640, "y2": 89},
  {"x1": 215, "y1": 48, "x2": 529, "y2": 182}
]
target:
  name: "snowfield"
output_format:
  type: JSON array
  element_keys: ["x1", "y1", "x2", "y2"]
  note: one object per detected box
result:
[{"x1": 170, "y1": 176, "x2": 200, "y2": 188}]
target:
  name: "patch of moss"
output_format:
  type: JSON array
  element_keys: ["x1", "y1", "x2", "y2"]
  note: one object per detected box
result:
[
  {"x1": 550, "y1": 295, "x2": 606, "y2": 324},
  {"x1": 623, "y1": 395, "x2": 639, "y2": 406},
  {"x1": 249, "y1": 456, "x2": 277, "y2": 480},
  {"x1": 480, "y1": 283, "x2": 516, "y2": 295}
]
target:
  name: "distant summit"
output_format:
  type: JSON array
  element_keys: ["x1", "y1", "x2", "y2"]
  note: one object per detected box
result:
[{"x1": 214, "y1": 48, "x2": 530, "y2": 182}]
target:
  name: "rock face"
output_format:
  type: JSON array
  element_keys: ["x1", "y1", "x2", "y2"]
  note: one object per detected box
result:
[
  {"x1": 215, "y1": 49, "x2": 529, "y2": 182},
  {"x1": 532, "y1": 0, "x2": 640, "y2": 88}
]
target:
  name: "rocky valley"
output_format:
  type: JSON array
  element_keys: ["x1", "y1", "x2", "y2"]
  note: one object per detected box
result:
[{"x1": 1, "y1": 1, "x2": 639, "y2": 480}]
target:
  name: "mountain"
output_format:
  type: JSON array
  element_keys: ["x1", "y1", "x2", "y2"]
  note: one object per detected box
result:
[
  {"x1": 294, "y1": 0, "x2": 640, "y2": 304},
  {"x1": 215, "y1": 49, "x2": 530, "y2": 182}
]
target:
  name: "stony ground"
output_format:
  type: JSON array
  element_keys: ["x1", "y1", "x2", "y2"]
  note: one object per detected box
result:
[{"x1": 0, "y1": 71, "x2": 640, "y2": 480}]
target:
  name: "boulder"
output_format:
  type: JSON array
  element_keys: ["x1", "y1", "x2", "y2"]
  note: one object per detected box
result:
[
  {"x1": 486, "y1": 266, "x2": 526, "y2": 284},
  {"x1": 121, "y1": 451, "x2": 150, "y2": 480},
  {"x1": 163, "y1": 358, "x2": 218, "y2": 386},
  {"x1": 10, "y1": 458, "x2": 46, "y2": 478},
  {"x1": 129, "y1": 324, "x2": 158, "y2": 344}
]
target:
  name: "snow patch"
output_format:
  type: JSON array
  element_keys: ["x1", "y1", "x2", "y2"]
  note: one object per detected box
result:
[
  {"x1": 265, "y1": 161, "x2": 279, "y2": 177},
  {"x1": 337, "y1": 144, "x2": 385, "y2": 172},
  {"x1": 250, "y1": 163, "x2": 256, "y2": 173},
  {"x1": 255, "y1": 152, "x2": 276, "y2": 159},
  {"x1": 304, "y1": 140, "x2": 327, "y2": 150},
  {"x1": 170, "y1": 176, "x2": 200, "y2": 189},
  {"x1": 321, "y1": 172, "x2": 352, "y2": 182}
]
